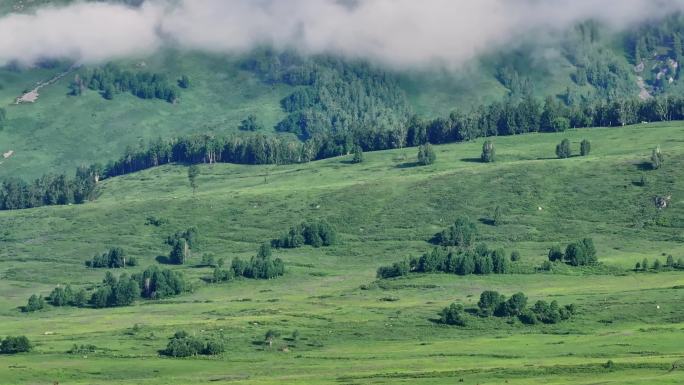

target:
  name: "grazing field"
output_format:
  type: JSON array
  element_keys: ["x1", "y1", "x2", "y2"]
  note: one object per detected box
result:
[{"x1": 0, "y1": 122, "x2": 684, "y2": 384}]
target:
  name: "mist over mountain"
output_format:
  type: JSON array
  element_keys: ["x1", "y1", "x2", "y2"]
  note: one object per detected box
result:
[{"x1": 2, "y1": 0, "x2": 684, "y2": 67}]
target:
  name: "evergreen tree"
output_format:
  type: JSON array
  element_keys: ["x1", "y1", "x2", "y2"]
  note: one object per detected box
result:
[
  {"x1": 351, "y1": 146, "x2": 364, "y2": 164},
  {"x1": 492, "y1": 205, "x2": 504, "y2": 226},
  {"x1": 481, "y1": 140, "x2": 496, "y2": 163},
  {"x1": 23, "y1": 295, "x2": 45, "y2": 312},
  {"x1": 178, "y1": 75, "x2": 190, "y2": 89},
  {"x1": 548, "y1": 246, "x2": 564, "y2": 262},
  {"x1": 188, "y1": 165, "x2": 200, "y2": 195},
  {"x1": 169, "y1": 241, "x2": 187, "y2": 265},
  {"x1": 556, "y1": 139, "x2": 572, "y2": 159},
  {"x1": 580, "y1": 139, "x2": 591, "y2": 156},
  {"x1": 439, "y1": 303, "x2": 467, "y2": 326},
  {"x1": 102, "y1": 83, "x2": 115, "y2": 100},
  {"x1": 478, "y1": 291, "x2": 505, "y2": 316},
  {"x1": 417, "y1": 144, "x2": 436, "y2": 166},
  {"x1": 653, "y1": 259, "x2": 662, "y2": 271},
  {"x1": 666, "y1": 255, "x2": 675, "y2": 268}
]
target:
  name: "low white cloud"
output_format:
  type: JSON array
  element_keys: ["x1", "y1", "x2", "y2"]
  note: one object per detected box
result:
[{"x1": 1, "y1": 0, "x2": 683, "y2": 68}]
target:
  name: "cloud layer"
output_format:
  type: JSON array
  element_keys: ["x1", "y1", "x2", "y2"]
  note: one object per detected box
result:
[{"x1": 1, "y1": 0, "x2": 683, "y2": 68}]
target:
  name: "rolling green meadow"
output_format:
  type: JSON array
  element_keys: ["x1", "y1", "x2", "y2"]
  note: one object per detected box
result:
[{"x1": 1, "y1": 122, "x2": 683, "y2": 384}]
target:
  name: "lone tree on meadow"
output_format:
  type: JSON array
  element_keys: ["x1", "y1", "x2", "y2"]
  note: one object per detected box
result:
[
  {"x1": 481, "y1": 140, "x2": 496, "y2": 163},
  {"x1": 188, "y1": 165, "x2": 200, "y2": 195},
  {"x1": 178, "y1": 75, "x2": 190, "y2": 89},
  {"x1": 492, "y1": 205, "x2": 504, "y2": 226},
  {"x1": 351, "y1": 146, "x2": 364, "y2": 164},
  {"x1": 556, "y1": 139, "x2": 572, "y2": 159},
  {"x1": 651, "y1": 146, "x2": 664, "y2": 170},
  {"x1": 417, "y1": 143, "x2": 436, "y2": 166},
  {"x1": 580, "y1": 139, "x2": 591, "y2": 156}
]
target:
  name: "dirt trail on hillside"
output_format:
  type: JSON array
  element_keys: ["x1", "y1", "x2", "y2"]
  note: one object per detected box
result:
[{"x1": 15, "y1": 65, "x2": 78, "y2": 104}]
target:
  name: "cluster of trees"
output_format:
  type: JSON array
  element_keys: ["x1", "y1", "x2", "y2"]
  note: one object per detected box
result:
[
  {"x1": 556, "y1": 139, "x2": 592, "y2": 158},
  {"x1": 0, "y1": 165, "x2": 98, "y2": 210},
  {"x1": 81, "y1": 95, "x2": 684, "y2": 180},
  {"x1": 433, "y1": 216, "x2": 479, "y2": 248},
  {"x1": 272, "y1": 220, "x2": 337, "y2": 248},
  {"x1": 212, "y1": 243, "x2": 285, "y2": 282},
  {"x1": 23, "y1": 294, "x2": 46, "y2": 312},
  {"x1": 439, "y1": 291, "x2": 576, "y2": 326},
  {"x1": 635, "y1": 255, "x2": 684, "y2": 272},
  {"x1": 548, "y1": 238, "x2": 598, "y2": 266},
  {"x1": 49, "y1": 285, "x2": 88, "y2": 307},
  {"x1": 101, "y1": 134, "x2": 306, "y2": 178},
  {"x1": 166, "y1": 227, "x2": 199, "y2": 265},
  {"x1": 244, "y1": 49, "x2": 411, "y2": 143},
  {"x1": 161, "y1": 331, "x2": 224, "y2": 357},
  {"x1": 377, "y1": 244, "x2": 512, "y2": 279},
  {"x1": 0, "y1": 336, "x2": 31, "y2": 354},
  {"x1": 89, "y1": 272, "x2": 140, "y2": 308},
  {"x1": 79, "y1": 64, "x2": 181, "y2": 103},
  {"x1": 135, "y1": 266, "x2": 187, "y2": 299},
  {"x1": 239, "y1": 114, "x2": 264, "y2": 132},
  {"x1": 86, "y1": 247, "x2": 137, "y2": 268},
  {"x1": 26, "y1": 267, "x2": 187, "y2": 311}
]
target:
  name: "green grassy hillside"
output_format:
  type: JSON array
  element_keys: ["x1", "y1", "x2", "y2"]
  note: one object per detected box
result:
[
  {"x1": 0, "y1": 52, "x2": 292, "y2": 179},
  {"x1": 0, "y1": 123, "x2": 683, "y2": 384}
]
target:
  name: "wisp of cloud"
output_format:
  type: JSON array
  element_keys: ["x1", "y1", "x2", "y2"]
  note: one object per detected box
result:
[{"x1": 0, "y1": 0, "x2": 683, "y2": 68}]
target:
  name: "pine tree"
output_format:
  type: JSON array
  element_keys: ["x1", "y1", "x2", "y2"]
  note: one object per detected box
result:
[
  {"x1": 417, "y1": 143, "x2": 436, "y2": 166},
  {"x1": 188, "y1": 165, "x2": 200, "y2": 195},
  {"x1": 351, "y1": 146, "x2": 364, "y2": 164},
  {"x1": 481, "y1": 140, "x2": 496, "y2": 163},
  {"x1": 556, "y1": 139, "x2": 572, "y2": 159},
  {"x1": 178, "y1": 75, "x2": 190, "y2": 89},
  {"x1": 580, "y1": 139, "x2": 591, "y2": 156}
]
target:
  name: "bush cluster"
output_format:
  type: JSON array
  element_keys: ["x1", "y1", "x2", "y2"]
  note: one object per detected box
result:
[
  {"x1": 213, "y1": 243, "x2": 285, "y2": 282},
  {"x1": 377, "y1": 244, "x2": 512, "y2": 279},
  {"x1": 548, "y1": 238, "x2": 597, "y2": 266},
  {"x1": 86, "y1": 247, "x2": 137, "y2": 268},
  {"x1": 439, "y1": 291, "x2": 576, "y2": 326},
  {"x1": 161, "y1": 331, "x2": 225, "y2": 357},
  {"x1": 272, "y1": 220, "x2": 336, "y2": 248}
]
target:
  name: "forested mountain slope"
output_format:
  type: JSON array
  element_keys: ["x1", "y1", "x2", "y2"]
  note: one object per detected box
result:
[{"x1": 1, "y1": 4, "x2": 684, "y2": 180}]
